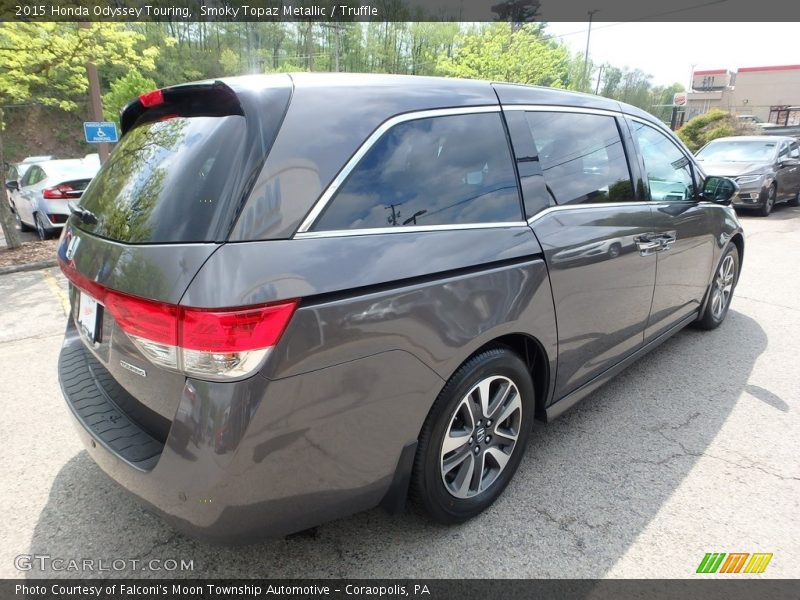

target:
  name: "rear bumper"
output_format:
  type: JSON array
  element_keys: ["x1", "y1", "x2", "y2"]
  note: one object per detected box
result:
[{"x1": 58, "y1": 324, "x2": 443, "y2": 542}]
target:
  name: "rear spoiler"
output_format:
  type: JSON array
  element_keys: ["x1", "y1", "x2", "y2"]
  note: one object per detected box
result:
[{"x1": 119, "y1": 80, "x2": 244, "y2": 136}]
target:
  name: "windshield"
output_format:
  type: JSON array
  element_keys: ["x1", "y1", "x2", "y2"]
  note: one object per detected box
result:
[
  {"x1": 697, "y1": 140, "x2": 777, "y2": 162},
  {"x1": 76, "y1": 115, "x2": 247, "y2": 244}
]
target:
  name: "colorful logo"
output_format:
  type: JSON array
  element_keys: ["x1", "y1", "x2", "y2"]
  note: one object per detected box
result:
[{"x1": 696, "y1": 552, "x2": 773, "y2": 574}]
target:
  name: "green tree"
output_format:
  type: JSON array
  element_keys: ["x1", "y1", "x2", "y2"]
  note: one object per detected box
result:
[
  {"x1": 103, "y1": 70, "x2": 157, "y2": 126},
  {"x1": 0, "y1": 23, "x2": 157, "y2": 248},
  {"x1": 677, "y1": 109, "x2": 738, "y2": 152},
  {"x1": 437, "y1": 23, "x2": 578, "y2": 88}
]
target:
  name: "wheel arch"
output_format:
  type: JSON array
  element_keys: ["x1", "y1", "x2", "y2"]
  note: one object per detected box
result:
[
  {"x1": 464, "y1": 332, "x2": 550, "y2": 422},
  {"x1": 730, "y1": 232, "x2": 745, "y2": 273}
]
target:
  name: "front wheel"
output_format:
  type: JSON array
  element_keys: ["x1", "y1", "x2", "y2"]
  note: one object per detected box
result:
[
  {"x1": 695, "y1": 244, "x2": 739, "y2": 330},
  {"x1": 411, "y1": 348, "x2": 535, "y2": 524},
  {"x1": 757, "y1": 185, "x2": 776, "y2": 217}
]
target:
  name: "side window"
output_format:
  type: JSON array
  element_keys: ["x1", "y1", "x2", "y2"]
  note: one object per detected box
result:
[
  {"x1": 524, "y1": 111, "x2": 634, "y2": 205},
  {"x1": 631, "y1": 121, "x2": 695, "y2": 201},
  {"x1": 790, "y1": 143, "x2": 800, "y2": 159},
  {"x1": 778, "y1": 143, "x2": 790, "y2": 159},
  {"x1": 312, "y1": 112, "x2": 522, "y2": 231},
  {"x1": 21, "y1": 167, "x2": 39, "y2": 187}
]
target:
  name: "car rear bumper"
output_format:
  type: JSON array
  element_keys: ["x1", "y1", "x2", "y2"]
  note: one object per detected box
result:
[{"x1": 58, "y1": 322, "x2": 442, "y2": 542}]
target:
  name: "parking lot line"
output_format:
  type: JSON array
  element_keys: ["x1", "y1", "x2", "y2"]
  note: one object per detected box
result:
[{"x1": 42, "y1": 269, "x2": 70, "y2": 317}]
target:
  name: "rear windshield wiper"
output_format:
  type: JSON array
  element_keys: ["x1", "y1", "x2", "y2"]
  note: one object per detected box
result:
[{"x1": 68, "y1": 202, "x2": 98, "y2": 225}]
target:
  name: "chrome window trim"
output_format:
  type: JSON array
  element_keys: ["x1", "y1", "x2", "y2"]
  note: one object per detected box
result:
[
  {"x1": 294, "y1": 221, "x2": 529, "y2": 240},
  {"x1": 525, "y1": 200, "x2": 726, "y2": 226},
  {"x1": 294, "y1": 105, "x2": 503, "y2": 235},
  {"x1": 501, "y1": 104, "x2": 622, "y2": 118}
]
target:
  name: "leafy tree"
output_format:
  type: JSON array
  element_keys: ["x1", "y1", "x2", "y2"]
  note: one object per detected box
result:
[
  {"x1": 437, "y1": 23, "x2": 578, "y2": 88},
  {"x1": 677, "y1": 109, "x2": 745, "y2": 152},
  {"x1": 0, "y1": 23, "x2": 157, "y2": 249},
  {"x1": 103, "y1": 70, "x2": 157, "y2": 126}
]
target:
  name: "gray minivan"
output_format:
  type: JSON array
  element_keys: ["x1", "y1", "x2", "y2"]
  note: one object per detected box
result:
[{"x1": 57, "y1": 73, "x2": 743, "y2": 542}]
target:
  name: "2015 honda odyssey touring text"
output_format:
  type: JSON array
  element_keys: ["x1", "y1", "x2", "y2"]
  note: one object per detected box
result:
[{"x1": 57, "y1": 73, "x2": 744, "y2": 542}]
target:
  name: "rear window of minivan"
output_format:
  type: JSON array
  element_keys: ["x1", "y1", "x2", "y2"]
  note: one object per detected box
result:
[{"x1": 76, "y1": 115, "x2": 247, "y2": 244}]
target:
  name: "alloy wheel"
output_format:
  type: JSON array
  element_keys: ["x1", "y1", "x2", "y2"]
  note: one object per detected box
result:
[
  {"x1": 439, "y1": 375, "x2": 522, "y2": 499},
  {"x1": 710, "y1": 254, "x2": 735, "y2": 320}
]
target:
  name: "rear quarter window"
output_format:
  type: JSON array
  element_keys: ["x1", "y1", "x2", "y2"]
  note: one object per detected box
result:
[
  {"x1": 76, "y1": 115, "x2": 247, "y2": 244},
  {"x1": 311, "y1": 112, "x2": 522, "y2": 231}
]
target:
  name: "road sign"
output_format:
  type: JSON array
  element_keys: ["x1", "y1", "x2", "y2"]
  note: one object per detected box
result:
[
  {"x1": 673, "y1": 93, "x2": 688, "y2": 107},
  {"x1": 83, "y1": 122, "x2": 118, "y2": 144}
]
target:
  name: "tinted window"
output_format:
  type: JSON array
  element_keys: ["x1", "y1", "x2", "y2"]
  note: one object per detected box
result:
[
  {"x1": 524, "y1": 111, "x2": 633, "y2": 205},
  {"x1": 24, "y1": 166, "x2": 44, "y2": 186},
  {"x1": 778, "y1": 142, "x2": 790, "y2": 158},
  {"x1": 790, "y1": 143, "x2": 800, "y2": 159},
  {"x1": 76, "y1": 116, "x2": 247, "y2": 244},
  {"x1": 631, "y1": 122, "x2": 695, "y2": 201},
  {"x1": 312, "y1": 112, "x2": 522, "y2": 231}
]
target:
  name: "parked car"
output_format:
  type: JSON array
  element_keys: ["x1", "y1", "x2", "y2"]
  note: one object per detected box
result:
[
  {"x1": 8, "y1": 158, "x2": 99, "y2": 239},
  {"x1": 56, "y1": 74, "x2": 743, "y2": 542},
  {"x1": 696, "y1": 135, "x2": 800, "y2": 216},
  {"x1": 4, "y1": 155, "x2": 54, "y2": 209}
]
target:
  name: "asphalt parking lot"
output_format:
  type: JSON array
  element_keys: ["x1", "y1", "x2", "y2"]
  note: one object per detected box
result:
[{"x1": 1, "y1": 206, "x2": 798, "y2": 579}]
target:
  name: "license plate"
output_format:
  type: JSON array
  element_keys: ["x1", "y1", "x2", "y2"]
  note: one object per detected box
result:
[{"x1": 78, "y1": 291, "x2": 100, "y2": 342}]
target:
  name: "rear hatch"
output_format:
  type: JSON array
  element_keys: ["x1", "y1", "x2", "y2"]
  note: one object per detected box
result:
[{"x1": 58, "y1": 76, "x2": 293, "y2": 432}]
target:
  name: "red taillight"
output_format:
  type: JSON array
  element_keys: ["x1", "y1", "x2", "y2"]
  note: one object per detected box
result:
[
  {"x1": 58, "y1": 257, "x2": 298, "y2": 380},
  {"x1": 139, "y1": 89, "x2": 164, "y2": 108},
  {"x1": 180, "y1": 303, "x2": 298, "y2": 353},
  {"x1": 104, "y1": 293, "x2": 179, "y2": 346},
  {"x1": 43, "y1": 184, "x2": 74, "y2": 199}
]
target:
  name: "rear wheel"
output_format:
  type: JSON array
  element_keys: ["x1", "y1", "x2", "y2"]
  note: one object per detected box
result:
[
  {"x1": 35, "y1": 213, "x2": 50, "y2": 240},
  {"x1": 757, "y1": 184, "x2": 776, "y2": 217},
  {"x1": 411, "y1": 348, "x2": 535, "y2": 524},
  {"x1": 695, "y1": 244, "x2": 739, "y2": 330}
]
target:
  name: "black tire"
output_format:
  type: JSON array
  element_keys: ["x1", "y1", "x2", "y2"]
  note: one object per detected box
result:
[
  {"x1": 35, "y1": 213, "x2": 50, "y2": 240},
  {"x1": 788, "y1": 190, "x2": 800, "y2": 207},
  {"x1": 694, "y1": 244, "x2": 740, "y2": 330},
  {"x1": 757, "y1": 184, "x2": 776, "y2": 217},
  {"x1": 411, "y1": 347, "x2": 535, "y2": 524},
  {"x1": 14, "y1": 207, "x2": 33, "y2": 232}
]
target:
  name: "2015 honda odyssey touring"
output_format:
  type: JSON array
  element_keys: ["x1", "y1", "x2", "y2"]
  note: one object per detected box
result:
[{"x1": 57, "y1": 73, "x2": 744, "y2": 542}]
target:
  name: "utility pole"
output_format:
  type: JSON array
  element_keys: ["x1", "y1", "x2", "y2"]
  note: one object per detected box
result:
[
  {"x1": 595, "y1": 63, "x2": 606, "y2": 95},
  {"x1": 81, "y1": 23, "x2": 109, "y2": 163},
  {"x1": 583, "y1": 9, "x2": 599, "y2": 92}
]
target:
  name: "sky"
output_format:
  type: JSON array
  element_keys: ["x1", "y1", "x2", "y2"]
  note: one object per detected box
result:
[{"x1": 545, "y1": 22, "x2": 800, "y2": 88}]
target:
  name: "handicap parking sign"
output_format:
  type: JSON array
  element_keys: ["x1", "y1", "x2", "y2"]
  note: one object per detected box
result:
[{"x1": 83, "y1": 122, "x2": 119, "y2": 144}]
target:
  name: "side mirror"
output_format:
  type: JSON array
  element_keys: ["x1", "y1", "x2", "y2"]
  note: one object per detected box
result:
[
  {"x1": 699, "y1": 176, "x2": 738, "y2": 205},
  {"x1": 5, "y1": 180, "x2": 18, "y2": 191}
]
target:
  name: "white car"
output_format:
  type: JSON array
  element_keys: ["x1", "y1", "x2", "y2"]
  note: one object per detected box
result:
[{"x1": 8, "y1": 158, "x2": 99, "y2": 240}]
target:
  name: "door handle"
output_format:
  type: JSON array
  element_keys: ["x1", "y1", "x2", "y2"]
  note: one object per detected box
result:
[
  {"x1": 635, "y1": 232, "x2": 677, "y2": 256},
  {"x1": 635, "y1": 234, "x2": 661, "y2": 256}
]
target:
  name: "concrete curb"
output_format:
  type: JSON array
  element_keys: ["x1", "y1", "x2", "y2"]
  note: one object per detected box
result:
[{"x1": 0, "y1": 259, "x2": 58, "y2": 276}]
